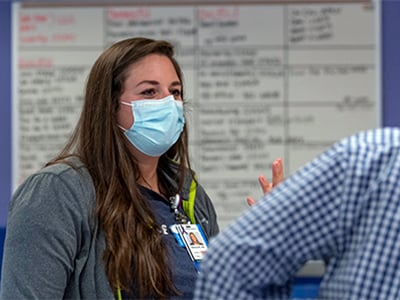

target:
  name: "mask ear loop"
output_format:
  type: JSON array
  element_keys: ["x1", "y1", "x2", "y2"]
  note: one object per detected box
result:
[
  {"x1": 117, "y1": 101, "x2": 133, "y2": 131},
  {"x1": 117, "y1": 124, "x2": 127, "y2": 132},
  {"x1": 119, "y1": 101, "x2": 132, "y2": 106}
]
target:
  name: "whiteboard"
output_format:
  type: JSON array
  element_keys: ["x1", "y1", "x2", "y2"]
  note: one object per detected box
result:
[{"x1": 13, "y1": 1, "x2": 380, "y2": 230}]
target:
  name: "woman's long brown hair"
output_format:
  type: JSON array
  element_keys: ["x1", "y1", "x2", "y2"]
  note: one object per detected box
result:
[{"x1": 47, "y1": 37, "x2": 192, "y2": 298}]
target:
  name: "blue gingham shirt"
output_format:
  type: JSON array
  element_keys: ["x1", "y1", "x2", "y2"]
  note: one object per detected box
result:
[{"x1": 194, "y1": 127, "x2": 400, "y2": 300}]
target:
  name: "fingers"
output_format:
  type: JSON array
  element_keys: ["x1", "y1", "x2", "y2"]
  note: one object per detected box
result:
[
  {"x1": 258, "y1": 175, "x2": 272, "y2": 195},
  {"x1": 259, "y1": 158, "x2": 283, "y2": 194},
  {"x1": 246, "y1": 157, "x2": 285, "y2": 207},
  {"x1": 246, "y1": 196, "x2": 257, "y2": 206},
  {"x1": 272, "y1": 158, "x2": 284, "y2": 187}
]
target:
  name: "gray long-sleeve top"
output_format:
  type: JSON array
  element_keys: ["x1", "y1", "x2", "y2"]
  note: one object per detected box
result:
[{"x1": 0, "y1": 158, "x2": 218, "y2": 299}]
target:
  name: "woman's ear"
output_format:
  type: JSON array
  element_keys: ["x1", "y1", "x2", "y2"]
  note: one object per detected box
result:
[{"x1": 117, "y1": 102, "x2": 134, "y2": 129}]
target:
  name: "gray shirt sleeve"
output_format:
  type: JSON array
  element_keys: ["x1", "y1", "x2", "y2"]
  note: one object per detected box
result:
[{"x1": 0, "y1": 168, "x2": 93, "y2": 299}]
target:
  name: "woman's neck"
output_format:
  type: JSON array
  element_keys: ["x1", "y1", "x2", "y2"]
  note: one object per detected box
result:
[
  {"x1": 130, "y1": 146, "x2": 164, "y2": 194},
  {"x1": 137, "y1": 158, "x2": 161, "y2": 193}
]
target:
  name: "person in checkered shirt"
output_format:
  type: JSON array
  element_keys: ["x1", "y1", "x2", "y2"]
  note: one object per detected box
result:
[{"x1": 194, "y1": 127, "x2": 400, "y2": 300}]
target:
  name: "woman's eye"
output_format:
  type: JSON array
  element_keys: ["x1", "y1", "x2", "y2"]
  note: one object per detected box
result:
[
  {"x1": 171, "y1": 89, "x2": 182, "y2": 99},
  {"x1": 141, "y1": 89, "x2": 156, "y2": 97}
]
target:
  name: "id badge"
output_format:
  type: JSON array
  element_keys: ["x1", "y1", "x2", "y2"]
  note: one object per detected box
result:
[{"x1": 170, "y1": 224, "x2": 208, "y2": 262}]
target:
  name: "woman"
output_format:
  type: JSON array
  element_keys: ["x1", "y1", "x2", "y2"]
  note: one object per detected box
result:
[{"x1": 0, "y1": 37, "x2": 219, "y2": 299}]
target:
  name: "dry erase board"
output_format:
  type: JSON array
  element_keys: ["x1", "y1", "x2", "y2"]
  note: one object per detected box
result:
[{"x1": 14, "y1": 1, "x2": 379, "y2": 229}]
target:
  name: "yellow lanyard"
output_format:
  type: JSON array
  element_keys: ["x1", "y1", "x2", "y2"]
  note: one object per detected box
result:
[{"x1": 117, "y1": 287, "x2": 122, "y2": 300}]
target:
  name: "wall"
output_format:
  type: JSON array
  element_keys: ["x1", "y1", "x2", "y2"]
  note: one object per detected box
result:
[
  {"x1": 381, "y1": 0, "x2": 400, "y2": 125},
  {"x1": 0, "y1": 2, "x2": 12, "y2": 229},
  {"x1": 0, "y1": 0, "x2": 12, "y2": 281}
]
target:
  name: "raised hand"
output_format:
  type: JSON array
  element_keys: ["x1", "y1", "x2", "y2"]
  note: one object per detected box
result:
[{"x1": 246, "y1": 158, "x2": 284, "y2": 206}]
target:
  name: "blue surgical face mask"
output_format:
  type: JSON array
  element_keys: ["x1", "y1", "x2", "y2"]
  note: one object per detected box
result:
[{"x1": 119, "y1": 95, "x2": 185, "y2": 157}]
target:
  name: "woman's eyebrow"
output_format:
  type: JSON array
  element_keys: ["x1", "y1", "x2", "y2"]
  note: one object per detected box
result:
[
  {"x1": 170, "y1": 81, "x2": 182, "y2": 87},
  {"x1": 135, "y1": 80, "x2": 159, "y2": 87},
  {"x1": 135, "y1": 80, "x2": 181, "y2": 87}
]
